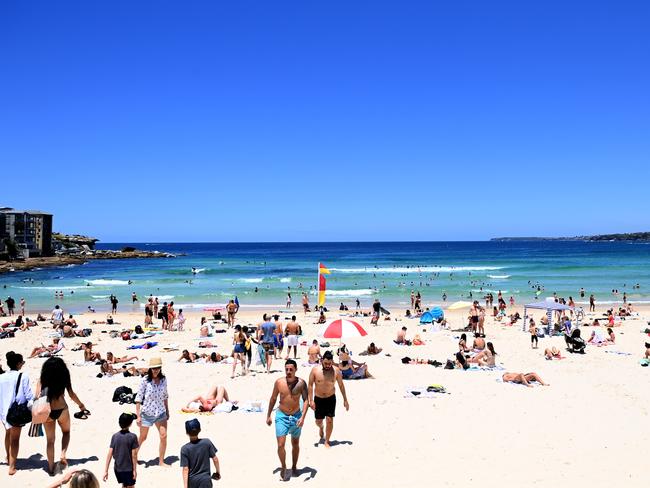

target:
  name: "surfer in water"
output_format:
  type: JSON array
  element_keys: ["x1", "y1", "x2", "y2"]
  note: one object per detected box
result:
[{"x1": 192, "y1": 267, "x2": 198, "y2": 275}]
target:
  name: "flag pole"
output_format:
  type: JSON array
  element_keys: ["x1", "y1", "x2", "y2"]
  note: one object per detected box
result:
[{"x1": 317, "y1": 262, "x2": 321, "y2": 311}]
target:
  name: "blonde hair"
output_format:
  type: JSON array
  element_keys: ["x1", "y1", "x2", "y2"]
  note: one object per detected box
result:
[{"x1": 70, "y1": 469, "x2": 100, "y2": 488}]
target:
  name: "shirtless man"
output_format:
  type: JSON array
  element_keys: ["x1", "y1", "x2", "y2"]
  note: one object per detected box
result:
[
  {"x1": 302, "y1": 293, "x2": 310, "y2": 314},
  {"x1": 83, "y1": 342, "x2": 101, "y2": 362},
  {"x1": 307, "y1": 340, "x2": 321, "y2": 365},
  {"x1": 308, "y1": 351, "x2": 349, "y2": 448},
  {"x1": 266, "y1": 359, "x2": 309, "y2": 481},
  {"x1": 502, "y1": 372, "x2": 549, "y2": 387},
  {"x1": 226, "y1": 300, "x2": 238, "y2": 328},
  {"x1": 285, "y1": 316, "x2": 300, "y2": 359},
  {"x1": 258, "y1": 314, "x2": 275, "y2": 373},
  {"x1": 395, "y1": 327, "x2": 408, "y2": 344}
]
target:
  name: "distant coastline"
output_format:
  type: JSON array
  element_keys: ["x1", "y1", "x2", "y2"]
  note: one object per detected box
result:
[{"x1": 491, "y1": 232, "x2": 650, "y2": 242}]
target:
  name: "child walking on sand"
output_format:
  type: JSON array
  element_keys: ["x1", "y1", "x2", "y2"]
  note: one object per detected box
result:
[
  {"x1": 529, "y1": 318, "x2": 538, "y2": 349},
  {"x1": 181, "y1": 418, "x2": 221, "y2": 488},
  {"x1": 104, "y1": 413, "x2": 139, "y2": 488}
]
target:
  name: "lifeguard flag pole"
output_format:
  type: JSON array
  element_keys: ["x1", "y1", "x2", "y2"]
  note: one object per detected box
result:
[{"x1": 318, "y1": 263, "x2": 330, "y2": 307}]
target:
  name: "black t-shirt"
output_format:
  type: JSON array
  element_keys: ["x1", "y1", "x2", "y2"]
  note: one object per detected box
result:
[
  {"x1": 180, "y1": 438, "x2": 217, "y2": 487},
  {"x1": 6, "y1": 298, "x2": 14, "y2": 308},
  {"x1": 110, "y1": 430, "x2": 139, "y2": 472},
  {"x1": 373, "y1": 302, "x2": 381, "y2": 312}
]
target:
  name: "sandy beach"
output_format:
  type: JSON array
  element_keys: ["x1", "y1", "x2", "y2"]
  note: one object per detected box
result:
[{"x1": 0, "y1": 302, "x2": 648, "y2": 487}]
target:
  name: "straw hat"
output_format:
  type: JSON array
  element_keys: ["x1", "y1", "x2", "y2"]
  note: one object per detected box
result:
[{"x1": 148, "y1": 357, "x2": 163, "y2": 368}]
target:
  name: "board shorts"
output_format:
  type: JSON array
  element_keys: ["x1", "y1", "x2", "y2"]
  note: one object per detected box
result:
[
  {"x1": 234, "y1": 343, "x2": 245, "y2": 353},
  {"x1": 287, "y1": 335, "x2": 299, "y2": 347},
  {"x1": 275, "y1": 409, "x2": 302, "y2": 438},
  {"x1": 262, "y1": 342, "x2": 275, "y2": 354},
  {"x1": 274, "y1": 333, "x2": 284, "y2": 348},
  {"x1": 115, "y1": 470, "x2": 136, "y2": 487},
  {"x1": 314, "y1": 395, "x2": 336, "y2": 419},
  {"x1": 471, "y1": 316, "x2": 479, "y2": 324}
]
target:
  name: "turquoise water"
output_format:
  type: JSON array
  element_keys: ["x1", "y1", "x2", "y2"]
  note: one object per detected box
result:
[{"x1": 1, "y1": 241, "x2": 649, "y2": 313}]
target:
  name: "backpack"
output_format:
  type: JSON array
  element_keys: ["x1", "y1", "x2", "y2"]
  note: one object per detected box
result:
[
  {"x1": 134, "y1": 325, "x2": 144, "y2": 335},
  {"x1": 112, "y1": 386, "x2": 133, "y2": 402}
]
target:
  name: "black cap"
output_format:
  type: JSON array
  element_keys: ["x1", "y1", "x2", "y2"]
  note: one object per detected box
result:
[{"x1": 185, "y1": 418, "x2": 201, "y2": 433}]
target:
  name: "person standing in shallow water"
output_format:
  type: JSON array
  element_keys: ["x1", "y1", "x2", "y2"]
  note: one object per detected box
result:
[{"x1": 266, "y1": 359, "x2": 309, "y2": 481}]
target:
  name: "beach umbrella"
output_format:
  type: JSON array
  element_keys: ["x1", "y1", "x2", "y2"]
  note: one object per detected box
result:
[
  {"x1": 319, "y1": 319, "x2": 368, "y2": 339},
  {"x1": 447, "y1": 300, "x2": 473, "y2": 310}
]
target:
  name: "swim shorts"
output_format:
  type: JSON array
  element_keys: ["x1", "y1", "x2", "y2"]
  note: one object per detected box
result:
[
  {"x1": 263, "y1": 342, "x2": 275, "y2": 353},
  {"x1": 275, "y1": 409, "x2": 302, "y2": 438},
  {"x1": 115, "y1": 470, "x2": 136, "y2": 486},
  {"x1": 314, "y1": 395, "x2": 336, "y2": 419},
  {"x1": 287, "y1": 335, "x2": 299, "y2": 347}
]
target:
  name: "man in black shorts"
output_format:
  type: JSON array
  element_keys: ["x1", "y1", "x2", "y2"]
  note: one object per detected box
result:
[{"x1": 308, "y1": 351, "x2": 349, "y2": 448}]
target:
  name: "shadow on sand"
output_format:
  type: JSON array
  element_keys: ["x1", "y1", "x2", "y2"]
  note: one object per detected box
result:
[
  {"x1": 11, "y1": 452, "x2": 99, "y2": 474},
  {"x1": 273, "y1": 465, "x2": 318, "y2": 481}
]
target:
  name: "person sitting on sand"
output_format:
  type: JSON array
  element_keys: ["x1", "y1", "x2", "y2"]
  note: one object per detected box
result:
[
  {"x1": 502, "y1": 372, "x2": 549, "y2": 387},
  {"x1": 359, "y1": 342, "x2": 382, "y2": 356},
  {"x1": 181, "y1": 385, "x2": 231, "y2": 413},
  {"x1": 645, "y1": 342, "x2": 650, "y2": 359},
  {"x1": 588, "y1": 327, "x2": 608, "y2": 345},
  {"x1": 459, "y1": 333, "x2": 470, "y2": 353},
  {"x1": 453, "y1": 352, "x2": 470, "y2": 370},
  {"x1": 606, "y1": 327, "x2": 615, "y2": 343},
  {"x1": 83, "y1": 342, "x2": 101, "y2": 362},
  {"x1": 544, "y1": 346, "x2": 563, "y2": 360},
  {"x1": 65, "y1": 315, "x2": 77, "y2": 327},
  {"x1": 179, "y1": 349, "x2": 199, "y2": 363},
  {"x1": 307, "y1": 340, "x2": 321, "y2": 365},
  {"x1": 29, "y1": 338, "x2": 64, "y2": 358},
  {"x1": 468, "y1": 342, "x2": 497, "y2": 366},
  {"x1": 395, "y1": 327, "x2": 411, "y2": 345},
  {"x1": 316, "y1": 311, "x2": 327, "y2": 324},
  {"x1": 472, "y1": 336, "x2": 486, "y2": 351},
  {"x1": 106, "y1": 352, "x2": 138, "y2": 364},
  {"x1": 412, "y1": 334, "x2": 425, "y2": 346},
  {"x1": 337, "y1": 345, "x2": 372, "y2": 379}
]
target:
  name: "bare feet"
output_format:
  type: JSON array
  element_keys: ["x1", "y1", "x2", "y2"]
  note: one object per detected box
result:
[
  {"x1": 159, "y1": 461, "x2": 171, "y2": 467},
  {"x1": 324, "y1": 440, "x2": 331, "y2": 448},
  {"x1": 8, "y1": 466, "x2": 16, "y2": 475},
  {"x1": 279, "y1": 468, "x2": 288, "y2": 481},
  {"x1": 292, "y1": 467, "x2": 298, "y2": 477}
]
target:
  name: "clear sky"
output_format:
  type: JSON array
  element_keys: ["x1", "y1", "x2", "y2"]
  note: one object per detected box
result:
[{"x1": 1, "y1": 1, "x2": 649, "y2": 242}]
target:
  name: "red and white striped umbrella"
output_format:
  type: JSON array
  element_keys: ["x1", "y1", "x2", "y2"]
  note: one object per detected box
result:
[{"x1": 319, "y1": 319, "x2": 368, "y2": 339}]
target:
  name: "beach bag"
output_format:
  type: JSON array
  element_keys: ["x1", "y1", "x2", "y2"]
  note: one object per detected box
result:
[
  {"x1": 28, "y1": 422, "x2": 44, "y2": 437},
  {"x1": 31, "y1": 390, "x2": 51, "y2": 424},
  {"x1": 112, "y1": 386, "x2": 133, "y2": 402},
  {"x1": 6, "y1": 373, "x2": 32, "y2": 427}
]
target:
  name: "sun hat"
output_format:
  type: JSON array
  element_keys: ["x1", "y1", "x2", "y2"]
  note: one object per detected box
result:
[{"x1": 148, "y1": 357, "x2": 163, "y2": 368}]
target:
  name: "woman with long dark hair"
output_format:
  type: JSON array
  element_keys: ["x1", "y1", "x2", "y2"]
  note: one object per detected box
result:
[
  {"x1": 0, "y1": 351, "x2": 33, "y2": 475},
  {"x1": 135, "y1": 357, "x2": 169, "y2": 466},
  {"x1": 36, "y1": 357, "x2": 87, "y2": 474}
]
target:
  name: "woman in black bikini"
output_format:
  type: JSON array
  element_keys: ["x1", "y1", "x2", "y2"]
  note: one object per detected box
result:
[{"x1": 36, "y1": 357, "x2": 87, "y2": 475}]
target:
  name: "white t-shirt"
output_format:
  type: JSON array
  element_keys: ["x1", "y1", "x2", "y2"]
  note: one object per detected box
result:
[
  {"x1": 0, "y1": 370, "x2": 34, "y2": 427},
  {"x1": 52, "y1": 308, "x2": 64, "y2": 321}
]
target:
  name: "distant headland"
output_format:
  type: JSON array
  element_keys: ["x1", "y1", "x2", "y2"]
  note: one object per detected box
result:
[{"x1": 491, "y1": 232, "x2": 650, "y2": 242}]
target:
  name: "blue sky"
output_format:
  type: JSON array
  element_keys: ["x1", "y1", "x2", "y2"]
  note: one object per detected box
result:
[{"x1": 1, "y1": 1, "x2": 649, "y2": 242}]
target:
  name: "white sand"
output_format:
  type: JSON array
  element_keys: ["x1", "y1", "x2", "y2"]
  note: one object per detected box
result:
[{"x1": 1, "y1": 304, "x2": 649, "y2": 487}]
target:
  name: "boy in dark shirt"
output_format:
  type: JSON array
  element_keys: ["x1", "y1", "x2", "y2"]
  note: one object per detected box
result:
[
  {"x1": 181, "y1": 418, "x2": 221, "y2": 488},
  {"x1": 104, "y1": 413, "x2": 139, "y2": 488}
]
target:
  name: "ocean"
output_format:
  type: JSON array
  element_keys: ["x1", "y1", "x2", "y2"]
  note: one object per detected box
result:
[{"x1": 2, "y1": 241, "x2": 649, "y2": 314}]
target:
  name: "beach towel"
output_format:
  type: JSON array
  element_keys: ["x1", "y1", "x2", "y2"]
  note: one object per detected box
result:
[
  {"x1": 604, "y1": 350, "x2": 632, "y2": 356},
  {"x1": 127, "y1": 341, "x2": 158, "y2": 350},
  {"x1": 468, "y1": 364, "x2": 505, "y2": 371}
]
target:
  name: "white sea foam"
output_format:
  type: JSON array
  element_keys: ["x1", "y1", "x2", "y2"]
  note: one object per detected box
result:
[
  {"x1": 16, "y1": 285, "x2": 88, "y2": 290},
  {"x1": 310, "y1": 289, "x2": 375, "y2": 297},
  {"x1": 84, "y1": 279, "x2": 130, "y2": 286},
  {"x1": 329, "y1": 266, "x2": 505, "y2": 274},
  {"x1": 240, "y1": 278, "x2": 263, "y2": 283},
  {"x1": 279, "y1": 278, "x2": 292, "y2": 283},
  {"x1": 192, "y1": 268, "x2": 207, "y2": 274},
  {"x1": 488, "y1": 275, "x2": 511, "y2": 279},
  {"x1": 472, "y1": 289, "x2": 509, "y2": 294},
  {"x1": 91, "y1": 295, "x2": 111, "y2": 299}
]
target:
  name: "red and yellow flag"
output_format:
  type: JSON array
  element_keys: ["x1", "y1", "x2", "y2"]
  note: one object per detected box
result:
[
  {"x1": 318, "y1": 274, "x2": 327, "y2": 307},
  {"x1": 319, "y1": 263, "x2": 331, "y2": 275}
]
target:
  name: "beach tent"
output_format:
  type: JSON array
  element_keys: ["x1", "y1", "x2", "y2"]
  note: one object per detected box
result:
[
  {"x1": 522, "y1": 300, "x2": 574, "y2": 332},
  {"x1": 420, "y1": 307, "x2": 444, "y2": 324}
]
